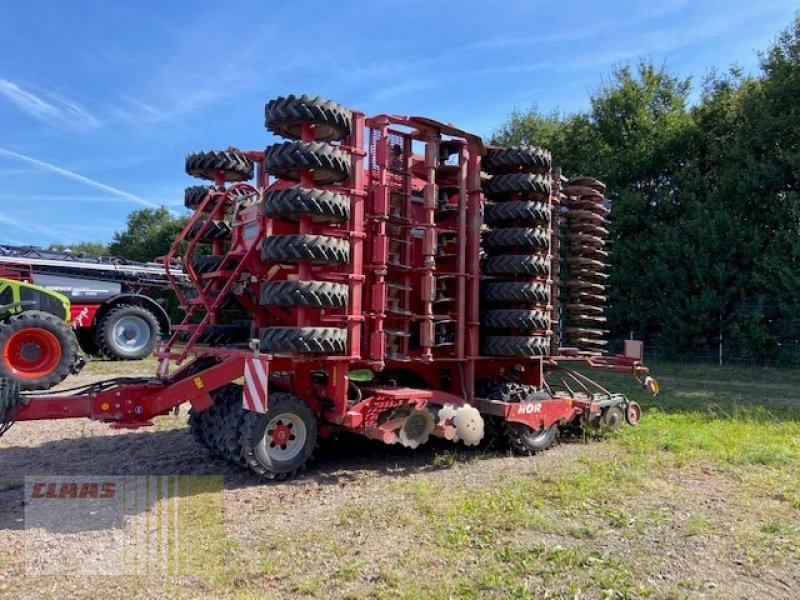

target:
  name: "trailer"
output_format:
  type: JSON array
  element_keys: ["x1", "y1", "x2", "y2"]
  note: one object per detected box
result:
[
  {"x1": 0, "y1": 95, "x2": 658, "y2": 479},
  {"x1": 0, "y1": 246, "x2": 187, "y2": 360}
]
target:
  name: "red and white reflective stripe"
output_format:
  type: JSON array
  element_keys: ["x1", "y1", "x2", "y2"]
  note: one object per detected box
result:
[
  {"x1": 156, "y1": 346, "x2": 169, "y2": 378},
  {"x1": 242, "y1": 357, "x2": 269, "y2": 413}
]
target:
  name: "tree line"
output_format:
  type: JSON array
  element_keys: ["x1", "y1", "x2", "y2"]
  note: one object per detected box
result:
[{"x1": 493, "y1": 16, "x2": 800, "y2": 362}]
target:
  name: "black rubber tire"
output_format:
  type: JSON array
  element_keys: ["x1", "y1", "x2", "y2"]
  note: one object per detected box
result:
[
  {"x1": 262, "y1": 187, "x2": 350, "y2": 224},
  {"x1": 483, "y1": 309, "x2": 549, "y2": 330},
  {"x1": 259, "y1": 327, "x2": 347, "y2": 355},
  {"x1": 483, "y1": 146, "x2": 552, "y2": 174},
  {"x1": 185, "y1": 151, "x2": 254, "y2": 182},
  {"x1": 97, "y1": 304, "x2": 160, "y2": 360},
  {"x1": 260, "y1": 280, "x2": 349, "y2": 308},
  {"x1": 240, "y1": 393, "x2": 318, "y2": 480},
  {"x1": 263, "y1": 141, "x2": 350, "y2": 185},
  {"x1": 483, "y1": 227, "x2": 550, "y2": 250},
  {"x1": 266, "y1": 95, "x2": 352, "y2": 142},
  {"x1": 483, "y1": 281, "x2": 549, "y2": 304},
  {"x1": 189, "y1": 255, "x2": 224, "y2": 274},
  {"x1": 261, "y1": 234, "x2": 349, "y2": 266},
  {"x1": 483, "y1": 335, "x2": 549, "y2": 356},
  {"x1": 76, "y1": 328, "x2": 100, "y2": 356},
  {"x1": 478, "y1": 382, "x2": 550, "y2": 404},
  {"x1": 0, "y1": 310, "x2": 78, "y2": 391},
  {"x1": 483, "y1": 255, "x2": 551, "y2": 276},
  {"x1": 188, "y1": 220, "x2": 231, "y2": 241},
  {"x1": 484, "y1": 201, "x2": 550, "y2": 226},
  {"x1": 184, "y1": 185, "x2": 220, "y2": 210},
  {"x1": 505, "y1": 423, "x2": 558, "y2": 456},
  {"x1": 185, "y1": 324, "x2": 251, "y2": 345},
  {"x1": 483, "y1": 174, "x2": 551, "y2": 199},
  {"x1": 204, "y1": 384, "x2": 248, "y2": 468}
]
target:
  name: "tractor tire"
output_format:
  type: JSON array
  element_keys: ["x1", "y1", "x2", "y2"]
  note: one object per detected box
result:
[
  {"x1": 240, "y1": 392, "x2": 318, "y2": 480},
  {"x1": 260, "y1": 280, "x2": 349, "y2": 308},
  {"x1": 483, "y1": 145, "x2": 551, "y2": 174},
  {"x1": 483, "y1": 309, "x2": 549, "y2": 330},
  {"x1": 483, "y1": 335, "x2": 549, "y2": 357},
  {"x1": 189, "y1": 255, "x2": 224, "y2": 274},
  {"x1": 206, "y1": 384, "x2": 248, "y2": 467},
  {"x1": 483, "y1": 281, "x2": 549, "y2": 304},
  {"x1": 0, "y1": 310, "x2": 78, "y2": 390},
  {"x1": 504, "y1": 422, "x2": 558, "y2": 455},
  {"x1": 262, "y1": 187, "x2": 350, "y2": 224},
  {"x1": 185, "y1": 151, "x2": 254, "y2": 182},
  {"x1": 96, "y1": 304, "x2": 160, "y2": 360},
  {"x1": 483, "y1": 227, "x2": 550, "y2": 250},
  {"x1": 483, "y1": 255, "x2": 550, "y2": 276},
  {"x1": 185, "y1": 324, "x2": 251, "y2": 345},
  {"x1": 482, "y1": 173, "x2": 551, "y2": 199},
  {"x1": 188, "y1": 219, "x2": 231, "y2": 241},
  {"x1": 261, "y1": 234, "x2": 349, "y2": 266},
  {"x1": 184, "y1": 185, "x2": 220, "y2": 210},
  {"x1": 266, "y1": 95, "x2": 352, "y2": 142},
  {"x1": 484, "y1": 201, "x2": 550, "y2": 225},
  {"x1": 263, "y1": 141, "x2": 350, "y2": 185},
  {"x1": 259, "y1": 327, "x2": 347, "y2": 355}
]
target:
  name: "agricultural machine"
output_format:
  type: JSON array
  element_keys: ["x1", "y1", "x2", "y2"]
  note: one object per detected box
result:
[
  {"x1": 0, "y1": 95, "x2": 657, "y2": 478},
  {"x1": 0, "y1": 245, "x2": 185, "y2": 361}
]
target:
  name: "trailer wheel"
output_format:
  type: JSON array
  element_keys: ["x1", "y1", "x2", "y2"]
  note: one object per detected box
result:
[
  {"x1": 184, "y1": 185, "x2": 221, "y2": 210},
  {"x1": 261, "y1": 234, "x2": 350, "y2": 266},
  {"x1": 0, "y1": 311, "x2": 77, "y2": 390},
  {"x1": 625, "y1": 402, "x2": 641, "y2": 426},
  {"x1": 206, "y1": 384, "x2": 248, "y2": 467},
  {"x1": 482, "y1": 146, "x2": 552, "y2": 174},
  {"x1": 483, "y1": 227, "x2": 550, "y2": 251},
  {"x1": 185, "y1": 151, "x2": 254, "y2": 182},
  {"x1": 259, "y1": 327, "x2": 347, "y2": 355},
  {"x1": 483, "y1": 254, "x2": 550, "y2": 276},
  {"x1": 260, "y1": 280, "x2": 348, "y2": 308},
  {"x1": 483, "y1": 335, "x2": 549, "y2": 356},
  {"x1": 188, "y1": 254, "x2": 224, "y2": 275},
  {"x1": 483, "y1": 281, "x2": 549, "y2": 304},
  {"x1": 505, "y1": 422, "x2": 558, "y2": 456},
  {"x1": 240, "y1": 393, "x2": 318, "y2": 480},
  {"x1": 482, "y1": 173, "x2": 551, "y2": 200},
  {"x1": 484, "y1": 201, "x2": 550, "y2": 226},
  {"x1": 262, "y1": 187, "x2": 350, "y2": 224},
  {"x1": 263, "y1": 141, "x2": 350, "y2": 185},
  {"x1": 483, "y1": 309, "x2": 549, "y2": 330},
  {"x1": 266, "y1": 95, "x2": 352, "y2": 142},
  {"x1": 97, "y1": 305, "x2": 160, "y2": 360}
]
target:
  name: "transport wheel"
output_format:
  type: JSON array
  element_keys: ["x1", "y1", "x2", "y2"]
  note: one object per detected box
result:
[
  {"x1": 97, "y1": 304, "x2": 160, "y2": 360},
  {"x1": 206, "y1": 384, "x2": 248, "y2": 468},
  {"x1": 185, "y1": 324, "x2": 251, "y2": 345},
  {"x1": 482, "y1": 173, "x2": 551, "y2": 199},
  {"x1": 259, "y1": 327, "x2": 347, "y2": 355},
  {"x1": 483, "y1": 227, "x2": 550, "y2": 251},
  {"x1": 483, "y1": 335, "x2": 549, "y2": 357},
  {"x1": 262, "y1": 187, "x2": 350, "y2": 224},
  {"x1": 261, "y1": 234, "x2": 350, "y2": 266},
  {"x1": 483, "y1": 254, "x2": 550, "y2": 276},
  {"x1": 188, "y1": 219, "x2": 231, "y2": 241},
  {"x1": 484, "y1": 201, "x2": 550, "y2": 226},
  {"x1": 188, "y1": 254, "x2": 225, "y2": 275},
  {"x1": 504, "y1": 422, "x2": 558, "y2": 456},
  {"x1": 602, "y1": 405, "x2": 624, "y2": 430},
  {"x1": 265, "y1": 95, "x2": 352, "y2": 142},
  {"x1": 482, "y1": 309, "x2": 549, "y2": 330},
  {"x1": 263, "y1": 141, "x2": 350, "y2": 184},
  {"x1": 240, "y1": 393, "x2": 318, "y2": 480},
  {"x1": 482, "y1": 145, "x2": 552, "y2": 174},
  {"x1": 482, "y1": 281, "x2": 549, "y2": 304},
  {"x1": 0, "y1": 310, "x2": 78, "y2": 390},
  {"x1": 625, "y1": 401, "x2": 641, "y2": 426},
  {"x1": 260, "y1": 280, "x2": 349, "y2": 308},
  {"x1": 185, "y1": 150, "x2": 254, "y2": 182}
]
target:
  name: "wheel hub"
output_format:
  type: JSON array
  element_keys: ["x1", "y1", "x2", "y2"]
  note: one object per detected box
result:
[
  {"x1": 3, "y1": 328, "x2": 61, "y2": 377},
  {"x1": 262, "y1": 413, "x2": 307, "y2": 461},
  {"x1": 113, "y1": 316, "x2": 150, "y2": 352}
]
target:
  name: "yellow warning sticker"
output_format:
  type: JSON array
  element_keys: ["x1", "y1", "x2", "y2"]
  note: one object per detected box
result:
[{"x1": 193, "y1": 377, "x2": 204, "y2": 389}]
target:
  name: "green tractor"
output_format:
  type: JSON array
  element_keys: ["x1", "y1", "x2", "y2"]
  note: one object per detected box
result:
[{"x1": 0, "y1": 276, "x2": 84, "y2": 390}]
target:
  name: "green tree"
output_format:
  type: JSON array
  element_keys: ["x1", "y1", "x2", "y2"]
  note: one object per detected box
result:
[
  {"x1": 108, "y1": 207, "x2": 187, "y2": 262},
  {"x1": 48, "y1": 241, "x2": 109, "y2": 256}
]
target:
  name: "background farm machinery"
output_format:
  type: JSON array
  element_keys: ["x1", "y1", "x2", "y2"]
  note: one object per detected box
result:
[{"x1": 0, "y1": 95, "x2": 656, "y2": 480}]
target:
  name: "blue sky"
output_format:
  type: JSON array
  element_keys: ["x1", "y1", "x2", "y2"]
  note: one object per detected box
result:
[{"x1": 0, "y1": 0, "x2": 797, "y2": 248}]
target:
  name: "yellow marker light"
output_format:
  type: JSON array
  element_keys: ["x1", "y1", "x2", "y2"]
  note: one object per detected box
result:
[
  {"x1": 194, "y1": 377, "x2": 205, "y2": 389},
  {"x1": 100, "y1": 402, "x2": 110, "y2": 411}
]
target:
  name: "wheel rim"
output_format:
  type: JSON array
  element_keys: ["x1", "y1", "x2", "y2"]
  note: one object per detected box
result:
[
  {"x1": 259, "y1": 413, "x2": 306, "y2": 462},
  {"x1": 113, "y1": 316, "x2": 150, "y2": 352},
  {"x1": 3, "y1": 328, "x2": 62, "y2": 378}
]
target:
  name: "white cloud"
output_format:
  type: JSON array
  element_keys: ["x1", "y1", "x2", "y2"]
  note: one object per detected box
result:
[{"x1": 0, "y1": 80, "x2": 100, "y2": 128}]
